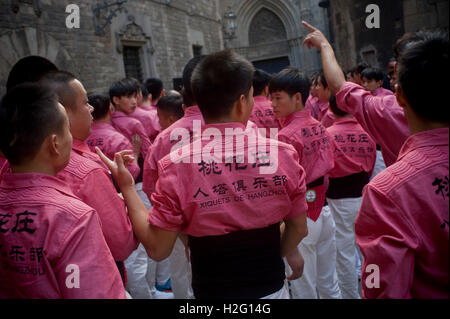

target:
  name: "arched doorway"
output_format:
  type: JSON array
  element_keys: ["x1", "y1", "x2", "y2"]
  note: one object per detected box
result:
[
  {"x1": 0, "y1": 27, "x2": 76, "y2": 97},
  {"x1": 248, "y1": 8, "x2": 290, "y2": 73}
]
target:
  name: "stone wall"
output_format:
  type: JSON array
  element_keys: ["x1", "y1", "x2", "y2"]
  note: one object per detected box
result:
[{"x1": 0, "y1": 0, "x2": 223, "y2": 97}]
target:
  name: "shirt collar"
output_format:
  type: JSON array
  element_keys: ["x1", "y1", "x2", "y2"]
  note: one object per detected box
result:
[
  {"x1": 332, "y1": 116, "x2": 358, "y2": 126},
  {"x1": 184, "y1": 105, "x2": 203, "y2": 118},
  {"x1": 254, "y1": 96, "x2": 269, "y2": 103},
  {"x1": 398, "y1": 127, "x2": 449, "y2": 161},
  {"x1": 112, "y1": 111, "x2": 127, "y2": 118},
  {"x1": 1, "y1": 172, "x2": 75, "y2": 197},
  {"x1": 202, "y1": 122, "x2": 247, "y2": 135},
  {"x1": 92, "y1": 122, "x2": 114, "y2": 130},
  {"x1": 72, "y1": 139, "x2": 107, "y2": 169},
  {"x1": 279, "y1": 109, "x2": 310, "y2": 128}
]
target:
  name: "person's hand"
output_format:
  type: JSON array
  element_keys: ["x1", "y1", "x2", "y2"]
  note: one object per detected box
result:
[
  {"x1": 95, "y1": 147, "x2": 135, "y2": 190},
  {"x1": 285, "y1": 248, "x2": 304, "y2": 280},
  {"x1": 302, "y1": 21, "x2": 330, "y2": 51}
]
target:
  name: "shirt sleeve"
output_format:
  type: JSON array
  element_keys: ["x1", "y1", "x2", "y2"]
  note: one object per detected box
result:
[
  {"x1": 355, "y1": 184, "x2": 418, "y2": 298},
  {"x1": 78, "y1": 169, "x2": 138, "y2": 261},
  {"x1": 148, "y1": 162, "x2": 184, "y2": 232},
  {"x1": 336, "y1": 82, "x2": 409, "y2": 166},
  {"x1": 142, "y1": 142, "x2": 160, "y2": 198},
  {"x1": 55, "y1": 210, "x2": 126, "y2": 299},
  {"x1": 114, "y1": 136, "x2": 141, "y2": 181},
  {"x1": 133, "y1": 121, "x2": 152, "y2": 160}
]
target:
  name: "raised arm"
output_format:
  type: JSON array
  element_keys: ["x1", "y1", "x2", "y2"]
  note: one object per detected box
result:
[{"x1": 302, "y1": 21, "x2": 346, "y2": 94}]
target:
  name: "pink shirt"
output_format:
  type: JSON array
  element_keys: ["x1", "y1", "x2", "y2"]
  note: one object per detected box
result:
[
  {"x1": 0, "y1": 157, "x2": 9, "y2": 182},
  {"x1": 336, "y1": 82, "x2": 409, "y2": 166},
  {"x1": 57, "y1": 139, "x2": 138, "y2": 262},
  {"x1": 111, "y1": 111, "x2": 152, "y2": 160},
  {"x1": 277, "y1": 110, "x2": 334, "y2": 221},
  {"x1": 86, "y1": 122, "x2": 140, "y2": 180},
  {"x1": 356, "y1": 127, "x2": 449, "y2": 298},
  {"x1": 320, "y1": 110, "x2": 335, "y2": 128},
  {"x1": 143, "y1": 106, "x2": 204, "y2": 197},
  {"x1": 130, "y1": 107, "x2": 161, "y2": 143},
  {"x1": 327, "y1": 117, "x2": 376, "y2": 178},
  {"x1": 249, "y1": 96, "x2": 280, "y2": 136},
  {"x1": 372, "y1": 87, "x2": 394, "y2": 97},
  {"x1": 305, "y1": 95, "x2": 329, "y2": 121},
  {"x1": 0, "y1": 173, "x2": 125, "y2": 298},
  {"x1": 148, "y1": 122, "x2": 308, "y2": 237}
]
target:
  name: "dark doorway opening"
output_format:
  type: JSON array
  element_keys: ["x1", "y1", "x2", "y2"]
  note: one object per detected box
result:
[{"x1": 252, "y1": 56, "x2": 290, "y2": 74}]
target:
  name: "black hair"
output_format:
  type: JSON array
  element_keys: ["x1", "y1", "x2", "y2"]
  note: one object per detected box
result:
[
  {"x1": 0, "y1": 83, "x2": 65, "y2": 165},
  {"x1": 397, "y1": 30, "x2": 449, "y2": 122},
  {"x1": 143, "y1": 78, "x2": 164, "y2": 101},
  {"x1": 269, "y1": 67, "x2": 310, "y2": 105},
  {"x1": 156, "y1": 93, "x2": 184, "y2": 119},
  {"x1": 109, "y1": 78, "x2": 139, "y2": 106},
  {"x1": 310, "y1": 72, "x2": 319, "y2": 85},
  {"x1": 328, "y1": 94, "x2": 348, "y2": 117},
  {"x1": 252, "y1": 69, "x2": 272, "y2": 96},
  {"x1": 191, "y1": 50, "x2": 254, "y2": 121},
  {"x1": 141, "y1": 83, "x2": 149, "y2": 101},
  {"x1": 182, "y1": 55, "x2": 207, "y2": 107},
  {"x1": 394, "y1": 32, "x2": 426, "y2": 61},
  {"x1": 89, "y1": 93, "x2": 111, "y2": 120},
  {"x1": 6, "y1": 56, "x2": 58, "y2": 92},
  {"x1": 39, "y1": 70, "x2": 77, "y2": 111},
  {"x1": 318, "y1": 71, "x2": 328, "y2": 89},
  {"x1": 361, "y1": 68, "x2": 385, "y2": 82},
  {"x1": 356, "y1": 63, "x2": 370, "y2": 75}
]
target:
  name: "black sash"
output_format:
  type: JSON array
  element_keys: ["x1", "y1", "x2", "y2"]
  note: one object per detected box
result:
[
  {"x1": 326, "y1": 171, "x2": 370, "y2": 199},
  {"x1": 188, "y1": 223, "x2": 285, "y2": 299}
]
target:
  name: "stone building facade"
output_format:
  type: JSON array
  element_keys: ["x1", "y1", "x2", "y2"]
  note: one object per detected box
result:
[
  {"x1": 0, "y1": 0, "x2": 224, "y2": 97},
  {"x1": 328, "y1": 0, "x2": 449, "y2": 71},
  {"x1": 0, "y1": 0, "x2": 334, "y2": 98}
]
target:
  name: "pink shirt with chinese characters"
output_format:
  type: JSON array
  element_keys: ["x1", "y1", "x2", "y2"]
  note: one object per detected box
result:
[
  {"x1": 336, "y1": 82, "x2": 409, "y2": 166},
  {"x1": 143, "y1": 105, "x2": 204, "y2": 197},
  {"x1": 130, "y1": 106, "x2": 161, "y2": 143},
  {"x1": 148, "y1": 122, "x2": 308, "y2": 237},
  {"x1": 327, "y1": 117, "x2": 376, "y2": 178},
  {"x1": 356, "y1": 127, "x2": 449, "y2": 299},
  {"x1": 0, "y1": 173, "x2": 125, "y2": 298},
  {"x1": 57, "y1": 139, "x2": 138, "y2": 262},
  {"x1": 111, "y1": 111, "x2": 152, "y2": 160},
  {"x1": 278, "y1": 110, "x2": 335, "y2": 221},
  {"x1": 249, "y1": 96, "x2": 280, "y2": 137},
  {"x1": 86, "y1": 122, "x2": 140, "y2": 180}
]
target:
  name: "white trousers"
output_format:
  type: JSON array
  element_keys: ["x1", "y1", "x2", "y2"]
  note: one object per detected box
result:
[
  {"x1": 370, "y1": 150, "x2": 386, "y2": 180},
  {"x1": 327, "y1": 197, "x2": 362, "y2": 299},
  {"x1": 169, "y1": 238, "x2": 194, "y2": 299},
  {"x1": 125, "y1": 183, "x2": 172, "y2": 298},
  {"x1": 288, "y1": 206, "x2": 341, "y2": 299}
]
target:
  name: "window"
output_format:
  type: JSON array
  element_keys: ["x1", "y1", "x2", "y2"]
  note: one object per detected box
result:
[
  {"x1": 123, "y1": 46, "x2": 143, "y2": 82},
  {"x1": 193, "y1": 45, "x2": 203, "y2": 57}
]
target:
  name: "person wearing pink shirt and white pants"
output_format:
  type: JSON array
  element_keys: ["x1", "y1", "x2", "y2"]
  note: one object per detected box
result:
[
  {"x1": 325, "y1": 95, "x2": 376, "y2": 299},
  {"x1": 270, "y1": 67, "x2": 341, "y2": 299},
  {"x1": 303, "y1": 21, "x2": 449, "y2": 298}
]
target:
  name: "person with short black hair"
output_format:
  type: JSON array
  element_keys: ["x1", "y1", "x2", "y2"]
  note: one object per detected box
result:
[
  {"x1": 361, "y1": 68, "x2": 394, "y2": 97},
  {"x1": 127, "y1": 78, "x2": 161, "y2": 143},
  {"x1": 303, "y1": 21, "x2": 449, "y2": 298},
  {"x1": 39, "y1": 71, "x2": 138, "y2": 284},
  {"x1": 269, "y1": 66, "x2": 341, "y2": 299},
  {"x1": 109, "y1": 78, "x2": 152, "y2": 161},
  {"x1": 325, "y1": 94, "x2": 376, "y2": 299},
  {"x1": 248, "y1": 69, "x2": 280, "y2": 137},
  {"x1": 85, "y1": 93, "x2": 141, "y2": 181},
  {"x1": 99, "y1": 49, "x2": 309, "y2": 299},
  {"x1": 1, "y1": 56, "x2": 59, "y2": 180},
  {"x1": 156, "y1": 91, "x2": 185, "y2": 130},
  {"x1": 144, "y1": 78, "x2": 165, "y2": 106},
  {"x1": 0, "y1": 83, "x2": 125, "y2": 298}
]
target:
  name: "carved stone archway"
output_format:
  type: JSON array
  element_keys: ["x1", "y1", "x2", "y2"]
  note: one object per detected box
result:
[{"x1": 0, "y1": 27, "x2": 75, "y2": 97}]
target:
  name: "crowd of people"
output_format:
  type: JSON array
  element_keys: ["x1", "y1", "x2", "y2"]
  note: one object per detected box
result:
[{"x1": 0, "y1": 21, "x2": 448, "y2": 299}]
